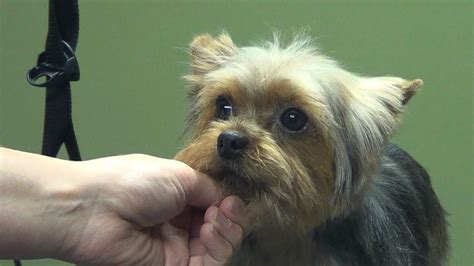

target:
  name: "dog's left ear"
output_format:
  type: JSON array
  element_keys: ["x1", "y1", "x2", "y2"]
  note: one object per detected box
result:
[
  {"x1": 399, "y1": 78, "x2": 423, "y2": 105},
  {"x1": 400, "y1": 79, "x2": 423, "y2": 105},
  {"x1": 358, "y1": 77, "x2": 423, "y2": 115},
  {"x1": 333, "y1": 77, "x2": 423, "y2": 196}
]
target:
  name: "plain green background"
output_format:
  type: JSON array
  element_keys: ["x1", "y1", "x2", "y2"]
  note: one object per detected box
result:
[{"x1": 1, "y1": 0, "x2": 472, "y2": 265}]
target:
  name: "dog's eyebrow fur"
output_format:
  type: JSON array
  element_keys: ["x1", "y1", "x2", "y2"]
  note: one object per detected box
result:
[{"x1": 263, "y1": 78, "x2": 331, "y2": 128}]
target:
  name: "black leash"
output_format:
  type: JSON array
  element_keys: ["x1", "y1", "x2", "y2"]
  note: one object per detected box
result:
[
  {"x1": 20, "y1": 1, "x2": 81, "y2": 264},
  {"x1": 27, "y1": 0, "x2": 81, "y2": 160}
]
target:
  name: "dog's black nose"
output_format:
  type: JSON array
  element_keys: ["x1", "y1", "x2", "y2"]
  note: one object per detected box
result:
[{"x1": 217, "y1": 130, "x2": 249, "y2": 160}]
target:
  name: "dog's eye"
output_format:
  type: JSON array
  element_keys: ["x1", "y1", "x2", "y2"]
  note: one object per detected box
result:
[
  {"x1": 280, "y1": 108, "x2": 308, "y2": 132},
  {"x1": 216, "y1": 97, "x2": 233, "y2": 120}
]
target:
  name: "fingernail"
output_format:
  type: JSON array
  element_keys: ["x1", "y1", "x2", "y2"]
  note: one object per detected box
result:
[
  {"x1": 215, "y1": 209, "x2": 232, "y2": 228},
  {"x1": 230, "y1": 197, "x2": 244, "y2": 216}
]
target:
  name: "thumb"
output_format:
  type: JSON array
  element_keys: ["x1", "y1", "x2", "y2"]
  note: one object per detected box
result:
[
  {"x1": 108, "y1": 158, "x2": 220, "y2": 228},
  {"x1": 175, "y1": 165, "x2": 221, "y2": 208}
]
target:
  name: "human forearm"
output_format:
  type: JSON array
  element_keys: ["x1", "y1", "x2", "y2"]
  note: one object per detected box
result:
[{"x1": 0, "y1": 147, "x2": 91, "y2": 259}]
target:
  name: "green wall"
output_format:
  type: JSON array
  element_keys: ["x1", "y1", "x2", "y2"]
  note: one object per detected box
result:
[{"x1": 1, "y1": 1, "x2": 472, "y2": 265}]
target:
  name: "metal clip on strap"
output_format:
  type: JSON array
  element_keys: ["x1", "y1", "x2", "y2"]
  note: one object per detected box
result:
[{"x1": 27, "y1": 40, "x2": 80, "y2": 87}]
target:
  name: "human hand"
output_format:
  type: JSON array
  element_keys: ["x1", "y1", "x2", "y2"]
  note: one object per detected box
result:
[
  {"x1": 0, "y1": 149, "x2": 244, "y2": 265},
  {"x1": 63, "y1": 155, "x2": 245, "y2": 265}
]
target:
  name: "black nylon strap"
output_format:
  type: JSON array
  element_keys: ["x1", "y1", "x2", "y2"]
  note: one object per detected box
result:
[
  {"x1": 27, "y1": 0, "x2": 81, "y2": 160},
  {"x1": 41, "y1": 0, "x2": 81, "y2": 160},
  {"x1": 19, "y1": 2, "x2": 81, "y2": 263}
]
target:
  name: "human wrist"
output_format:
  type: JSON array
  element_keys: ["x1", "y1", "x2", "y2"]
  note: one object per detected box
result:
[{"x1": 40, "y1": 158, "x2": 113, "y2": 263}]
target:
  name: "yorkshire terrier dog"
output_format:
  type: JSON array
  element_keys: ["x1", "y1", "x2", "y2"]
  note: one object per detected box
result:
[{"x1": 175, "y1": 33, "x2": 449, "y2": 266}]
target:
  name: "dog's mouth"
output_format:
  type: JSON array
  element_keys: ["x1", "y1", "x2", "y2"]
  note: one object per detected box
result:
[
  {"x1": 204, "y1": 163, "x2": 267, "y2": 202},
  {"x1": 175, "y1": 143, "x2": 270, "y2": 202}
]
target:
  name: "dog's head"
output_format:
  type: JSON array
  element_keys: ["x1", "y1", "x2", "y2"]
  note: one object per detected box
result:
[{"x1": 175, "y1": 33, "x2": 422, "y2": 233}]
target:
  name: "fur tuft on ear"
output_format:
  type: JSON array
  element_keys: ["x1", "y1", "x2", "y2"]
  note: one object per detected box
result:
[
  {"x1": 400, "y1": 78, "x2": 423, "y2": 104},
  {"x1": 332, "y1": 76, "x2": 423, "y2": 198},
  {"x1": 358, "y1": 76, "x2": 423, "y2": 116},
  {"x1": 188, "y1": 33, "x2": 237, "y2": 76}
]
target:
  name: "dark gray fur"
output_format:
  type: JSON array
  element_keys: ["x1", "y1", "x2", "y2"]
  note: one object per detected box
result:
[{"x1": 233, "y1": 144, "x2": 449, "y2": 266}]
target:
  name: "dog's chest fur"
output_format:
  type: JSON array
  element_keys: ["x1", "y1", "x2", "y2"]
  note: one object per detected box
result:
[
  {"x1": 232, "y1": 224, "x2": 363, "y2": 266},
  {"x1": 232, "y1": 229, "x2": 320, "y2": 266}
]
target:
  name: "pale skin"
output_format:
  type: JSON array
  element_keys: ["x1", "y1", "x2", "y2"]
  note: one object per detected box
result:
[{"x1": 0, "y1": 147, "x2": 244, "y2": 265}]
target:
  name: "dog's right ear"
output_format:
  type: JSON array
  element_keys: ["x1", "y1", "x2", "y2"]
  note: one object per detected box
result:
[
  {"x1": 184, "y1": 33, "x2": 237, "y2": 130},
  {"x1": 188, "y1": 33, "x2": 237, "y2": 76}
]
